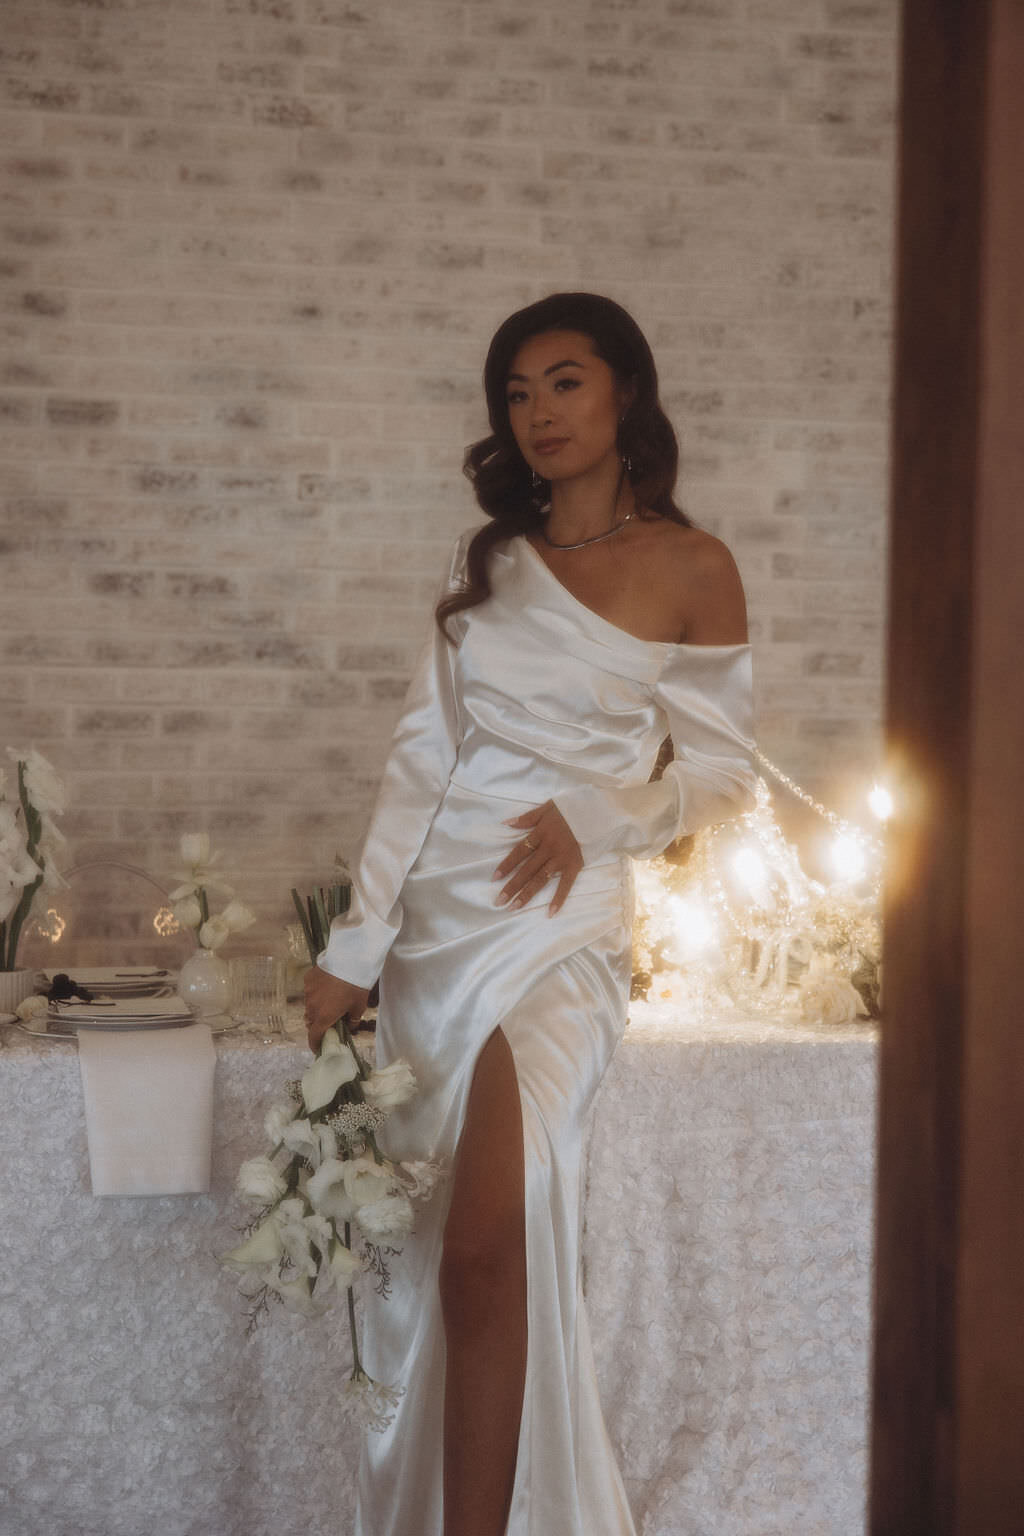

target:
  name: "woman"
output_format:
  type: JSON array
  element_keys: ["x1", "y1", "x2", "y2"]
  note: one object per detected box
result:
[{"x1": 305, "y1": 292, "x2": 757, "y2": 1536}]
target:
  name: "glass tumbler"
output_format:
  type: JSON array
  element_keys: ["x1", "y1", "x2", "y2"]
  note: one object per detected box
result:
[{"x1": 230, "y1": 955, "x2": 286, "y2": 1035}]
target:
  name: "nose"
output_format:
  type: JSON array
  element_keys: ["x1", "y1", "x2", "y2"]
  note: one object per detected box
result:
[{"x1": 531, "y1": 392, "x2": 553, "y2": 427}]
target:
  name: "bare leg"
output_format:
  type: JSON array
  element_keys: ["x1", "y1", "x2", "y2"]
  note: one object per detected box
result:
[{"x1": 440, "y1": 1027, "x2": 527, "y2": 1536}]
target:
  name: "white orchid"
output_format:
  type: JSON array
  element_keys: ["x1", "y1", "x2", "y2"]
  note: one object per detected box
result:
[
  {"x1": 220, "y1": 899, "x2": 256, "y2": 933},
  {"x1": 172, "y1": 895, "x2": 203, "y2": 929},
  {"x1": 179, "y1": 832, "x2": 211, "y2": 868},
  {"x1": 10, "y1": 748, "x2": 65, "y2": 819},
  {"x1": 168, "y1": 833, "x2": 254, "y2": 954},
  {"x1": 198, "y1": 915, "x2": 230, "y2": 951},
  {"x1": 2, "y1": 748, "x2": 64, "y2": 970},
  {"x1": 300, "y1": 1027, "x2": 359, "y2": 1112}
]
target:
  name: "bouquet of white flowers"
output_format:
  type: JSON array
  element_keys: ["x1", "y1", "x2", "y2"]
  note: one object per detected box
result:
[
  {"x1": 1, "y1": 749, "x2": 66, "y2": 972},
  {"x1": 221, "y1": 881, "x2": 441, "y2": 1431}
]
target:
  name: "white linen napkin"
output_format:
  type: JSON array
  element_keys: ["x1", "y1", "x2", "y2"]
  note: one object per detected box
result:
[{"x1": 77, "y1": 1022, "x2": 217, "y2": 1197}]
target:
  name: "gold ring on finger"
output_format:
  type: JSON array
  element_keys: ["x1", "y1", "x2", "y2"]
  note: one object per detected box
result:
[{"x1": 523, "y1": 836, "x2": 537, "y2": 851}]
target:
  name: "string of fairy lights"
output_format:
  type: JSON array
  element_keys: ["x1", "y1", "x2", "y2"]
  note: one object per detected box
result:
[{"x1": 632, "y1": 753, "x2": 890, "y2": 1023}]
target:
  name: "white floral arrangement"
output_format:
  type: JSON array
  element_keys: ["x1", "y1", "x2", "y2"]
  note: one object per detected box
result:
[
  {"x1": 221, "y1": 883, "x2": 441, "y2": 1432},
  {"x1": 1, "y1": 749, "x2": 66, "y2": 972},
  {"x1": 169, "y1": 832, "x2": 256, "y2": 949}
]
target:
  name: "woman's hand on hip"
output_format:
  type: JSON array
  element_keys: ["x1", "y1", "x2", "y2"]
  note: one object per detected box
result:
[
  {"x1": 494, "y1": 801, "x2": 583, "y2": 916},
  {"x1": 303, "y1": 967, "x2": 369, "y2": 1054}
]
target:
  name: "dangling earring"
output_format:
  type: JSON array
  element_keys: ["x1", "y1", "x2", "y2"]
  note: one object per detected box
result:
[
  {"x1": 621, "y1": 452, "x2": 633, "y2": 478},
  {"x1": 532, "y1": 469, "x2": 541, "y2": 489}
]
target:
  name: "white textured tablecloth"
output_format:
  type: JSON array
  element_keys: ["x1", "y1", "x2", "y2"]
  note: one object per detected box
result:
[{"x1": 0, "y1": 1005, "x2": 876, "y2": 1536}]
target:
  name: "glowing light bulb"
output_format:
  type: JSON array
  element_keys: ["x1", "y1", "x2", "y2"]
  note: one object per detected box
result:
[
  {"x1": 829, "y1": 832, "x2": 867, "y2": 885},
  {"x1": 667, "y1": 894, "x2": 717, "y2": 963},
  {"x1": 868, "y1": 782, "x2": 894, "y2": 821},
  {"x1": 732, "y1": 844, "x2": 770, "y2": 903}
]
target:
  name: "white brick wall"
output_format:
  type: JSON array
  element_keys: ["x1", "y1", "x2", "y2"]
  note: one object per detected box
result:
[{"x1": 1, "y1": 0, "x2": 896, "y2": 943}]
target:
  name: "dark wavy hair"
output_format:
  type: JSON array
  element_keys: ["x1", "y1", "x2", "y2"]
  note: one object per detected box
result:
[{"x1": 436, "y1": 291, "x2": 691, "y2": 638}]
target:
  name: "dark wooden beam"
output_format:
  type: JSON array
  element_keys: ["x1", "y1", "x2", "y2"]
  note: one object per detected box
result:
[{"x1": 871, "y1": 1, "x2": 1024, "y2": 1530}]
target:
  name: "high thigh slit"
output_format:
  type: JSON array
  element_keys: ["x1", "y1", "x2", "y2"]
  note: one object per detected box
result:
[
  {"x1": 319, "y1": 530, "x2": 758, "y2": 1536},
  {"x1": 440, "y1": 1026, "x2": 527, "y2": 1535}
]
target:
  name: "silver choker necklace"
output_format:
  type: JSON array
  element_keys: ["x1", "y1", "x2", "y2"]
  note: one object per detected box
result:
[{"x1": 540, "y1": 510, "x2": 635, "y2": 551}]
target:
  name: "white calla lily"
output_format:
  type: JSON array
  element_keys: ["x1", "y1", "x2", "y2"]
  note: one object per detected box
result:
[
  {"x1": 300, "y1": 1027, "x2": 359, "y2": 1112},
  {"x1": 220, "y1": 1216, "x2": 283, "y2": 1269},
  {"x1": 328, "y1": 1238, "x2": 361, "y2": 1288},
  {"x1": 306, "y1": 1157, "x2": 358, "y2": 1223}
]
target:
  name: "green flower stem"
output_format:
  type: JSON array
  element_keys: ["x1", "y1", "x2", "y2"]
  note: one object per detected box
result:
[
  {"x1": 3, "y1": 763, "x2": 44, "y2": 970},
  {"x1": 198, "y1": 884, "x2": 210, "y2": 926},
  {"x1": 344, "y1": 1220, "x2": 361, "y2": 1375}
]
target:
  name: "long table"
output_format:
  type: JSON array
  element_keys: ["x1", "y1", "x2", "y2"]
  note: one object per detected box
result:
[{"x1": 0, "y1": 1005, "x2": 876, "y2": 1536}]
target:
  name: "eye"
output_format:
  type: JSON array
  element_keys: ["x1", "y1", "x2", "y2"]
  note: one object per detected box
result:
[
  {"x1": 553, "y1": 376, "x2": 581, "y2": 392},
  {"x1": 506, "y1": 388, "x2": 527, "y2": 406}
]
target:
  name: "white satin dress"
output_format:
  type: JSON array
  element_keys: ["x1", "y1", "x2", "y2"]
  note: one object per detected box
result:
[{"x1": 320, "y1": 529, "x2": 757, "y2": 1536}]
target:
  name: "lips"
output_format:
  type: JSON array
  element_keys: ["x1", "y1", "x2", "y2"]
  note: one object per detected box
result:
[{"x1": 533, "y1": 437, "x2": 570, "y2": 454}]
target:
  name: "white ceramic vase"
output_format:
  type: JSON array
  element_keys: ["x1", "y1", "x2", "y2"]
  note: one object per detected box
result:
[
  {"x1": 178, "y1": 947, "x2": 232, "y2": 1018},
  {"x1": 0, "y1": 969, "x2": 37, "y2": 1014}
]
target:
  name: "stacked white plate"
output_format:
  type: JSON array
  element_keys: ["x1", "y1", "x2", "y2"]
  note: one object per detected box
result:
[{"x1": 48, "y1": 995, "x2": 195, "y2": 1031}]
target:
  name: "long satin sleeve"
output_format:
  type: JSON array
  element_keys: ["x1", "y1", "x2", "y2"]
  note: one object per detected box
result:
[
  {"x1": 552, "y1": 642, "x2": 757, "y2": 864},
  {"x1": 318, "y1": 534, "x2": 471, "y2": 988}
]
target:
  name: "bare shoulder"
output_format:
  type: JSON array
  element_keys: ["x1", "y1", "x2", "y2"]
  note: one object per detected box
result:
[{"x1": 636, "y1": 519, "x2": 747, "y2": 644}]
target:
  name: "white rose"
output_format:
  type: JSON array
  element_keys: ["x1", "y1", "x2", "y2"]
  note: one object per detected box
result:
[
  {"x1": 356, "y1": 1194, "x2": 415, "y2": 1242},
  {"x1": 342, "y1": 1154, "x2": 395, "y2": 1210},
  {"x1": 220, "y1": 900, "x2": 256, "y2": 933},
  {"x1": 172, "y1": 896, "x2": 203, "y2": 930},
  {"x1": 264, "y1": 1102, "x2": 298, "y2": 1145},
  {"x1": 199, "y1": 915, "x2": 230, "y2": 950},
  {"x1": 799, "y1": 973, "x2": 867, "y2": 1026},
  {"x1": 15, "y1": 994, "x2": 48, "y2": 1023},
  {"x1": 236, "y1": 1155, "x2": 287, "y2": 1205},
  {"x1": 300, "y1": 1027, "x2": 359, "y2": 1112},
  {"x1": 362, "y1": 1058, "x2": 417, "y2": 1111},
  {"x1": 275, "y1": 1197, "x2": 321, "y2": 1278}
]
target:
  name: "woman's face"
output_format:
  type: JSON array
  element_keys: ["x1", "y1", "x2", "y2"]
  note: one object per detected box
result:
[{"x1": 505, "y1": 329, "x2": 627, "y2": 485}]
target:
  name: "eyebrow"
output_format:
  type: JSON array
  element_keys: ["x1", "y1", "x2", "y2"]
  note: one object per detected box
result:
[{"x1": 506, "y1": 358, "x2": 587, "y2": 382}]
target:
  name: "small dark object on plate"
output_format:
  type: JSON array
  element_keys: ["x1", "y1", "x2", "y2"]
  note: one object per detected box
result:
[{"x1": 48, "y1": 973, "x2": 93, "y2": 1004}]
